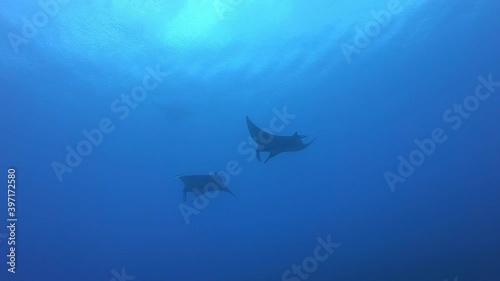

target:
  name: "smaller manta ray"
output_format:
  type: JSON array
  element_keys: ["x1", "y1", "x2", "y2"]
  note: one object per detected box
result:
[
  {"x1": 176, "y1": 174, "x2": 236, "y2": 201},
  {"x1": 246, "y1": 116, "x2": 316, "y2": 163}
]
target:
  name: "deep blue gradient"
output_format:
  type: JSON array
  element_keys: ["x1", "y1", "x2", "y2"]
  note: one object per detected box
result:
[{"x1": 1, "y1": 0, "x2": 499, "y2": 280}]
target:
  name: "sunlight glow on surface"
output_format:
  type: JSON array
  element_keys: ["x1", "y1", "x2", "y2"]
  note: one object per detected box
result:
[
  {"x1": 0, "y1": 0, "x2": 436, "y2": 79},
  {"x1": 162, "y1": 0, "x2": 222, "y2": 48}
]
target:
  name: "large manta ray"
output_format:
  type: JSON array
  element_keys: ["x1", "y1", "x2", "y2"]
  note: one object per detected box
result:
[
  {"x1": 246, "y1": 116, "x2": 316, "y2": 163},
  {"x1": 176, "y1": 174, "x2": 236, "y2": 201}
]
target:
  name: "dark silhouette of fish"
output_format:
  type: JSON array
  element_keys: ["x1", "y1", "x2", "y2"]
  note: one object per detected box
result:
[
  {"x1": 246, "y1": 116, "x2": 316, "y2": 163},
  {"x1": 176, "y1": 174, "x2": 236, "y2": 201}
]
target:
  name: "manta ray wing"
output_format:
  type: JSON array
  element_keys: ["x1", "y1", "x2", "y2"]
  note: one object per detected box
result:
[
  {"x1": 246, "y1": 116, "x2": 273, "y2": 145},
  {"x1": 246, "y1": 116, "x2": 316, "y2": 162},
  {"x1": 176, "y1": 175, "x2": 236, "y2": 201}
]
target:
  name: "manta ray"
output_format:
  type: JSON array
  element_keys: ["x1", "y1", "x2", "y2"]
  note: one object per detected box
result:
[
  {"x1": 246, "y1": 116, "x2": 316, "y2": 163},
  {"x1": 176, "y1": 174, "x2": 236, "y2": 201}
]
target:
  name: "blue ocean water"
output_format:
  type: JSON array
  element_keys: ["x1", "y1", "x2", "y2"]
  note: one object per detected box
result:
[{"x1": 1, "y1": 0, "x2": 499, "y2": 280}]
